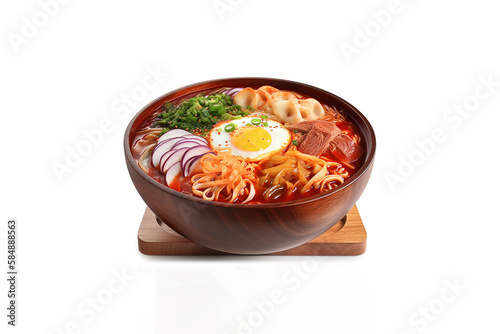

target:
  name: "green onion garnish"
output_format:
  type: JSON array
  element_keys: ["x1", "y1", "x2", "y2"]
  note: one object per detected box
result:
[
  {"x1": 224, "y1": 123, "x2": 236, "y2": 132},
  {"x1": 292, "y1": 140, "x2": 298, "y2": 146},
  {"x1": 251, "y1": 118, "x2": 262, "y2": 125},
  {"x1": 261, "y1": 115, "x2": 269, "y2": 119},
  {"x1": 263, "y1": 122, "x2": 268, "y2": 127}
]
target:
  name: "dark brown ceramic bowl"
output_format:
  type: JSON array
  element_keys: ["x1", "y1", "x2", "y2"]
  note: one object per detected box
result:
[{"x1": 125, "y1": 78, "x2": 375, "y2": 255}]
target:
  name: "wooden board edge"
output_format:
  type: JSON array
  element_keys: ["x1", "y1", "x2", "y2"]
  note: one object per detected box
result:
[
  {"x1": 137, "y1": 205, "x2": 367, "y2": 256},
  {"x1": 138, "y1": 238, "x2": 367, "y2": 256}
]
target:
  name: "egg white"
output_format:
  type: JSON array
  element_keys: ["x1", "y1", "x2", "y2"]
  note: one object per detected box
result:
[{"x1": 208, "y1": 117, "x2": 291, "y2": 161}]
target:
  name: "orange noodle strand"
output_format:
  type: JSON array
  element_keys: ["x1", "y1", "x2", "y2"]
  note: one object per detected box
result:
[
  {"x1": 191, "y1": 148, "x2": 258, "y2": 203},
  {"x1": 259, "y1": 150, "x2": 347, "y2": 199}
]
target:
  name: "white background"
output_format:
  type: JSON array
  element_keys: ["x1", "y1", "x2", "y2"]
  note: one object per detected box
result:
[{"x1": 1, "y1": 0, "x2": 499, "y2": 333}]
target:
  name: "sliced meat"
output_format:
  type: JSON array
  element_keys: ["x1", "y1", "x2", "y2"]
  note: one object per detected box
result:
[
  {"x1": 313, "y1": 120, "x2": 341, "y2": 137},
  {"x1": 296, "y1": 134, "x2": 306, "y2": 145},
  {"x1": 327, "y1": 141, "x2": 337, "y2": 155},
  {"x1": 290, "y1": 120, "x2": 351, "y2": 158},
  {"x1": 331, "y1": 134, "x2": 364, "y2": 163},
  {"x1": 298, "y1": 124, "x2": 335, "y2": 156},
  {"x1": 285, "y1": 121, "x2": 317, "y2": 133},
  {"x1": 286, "y1": 120, "x2": 341, "y2": 136},
  {"x1": 286, "y1": 133, "x2": 306, "y2": 152}
]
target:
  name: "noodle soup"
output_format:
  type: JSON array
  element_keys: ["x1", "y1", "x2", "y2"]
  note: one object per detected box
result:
[{"x1": 131, "y1": 86, "x2": 365, "y2": 204}]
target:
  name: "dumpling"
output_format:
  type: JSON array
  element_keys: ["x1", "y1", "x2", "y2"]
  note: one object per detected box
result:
[
  {"x1": 271, "y1": 100, "x2": 303, "y2": 124},
  {"x1": 271, "y1": 91, "x2": 299, "y2": 104},
  {"x1": 298, "y1": 105, "x2": 313, "y2": 120},
  {"x1": 234, "y1": 88, "x2": 258, "y2": 109},
  {"x1": 257, "y1": 88, "x2": 299, "y2": 112},
  {"x1": 299, "y1": 98, "x2": 324, "y2": 118},
  {"x1": 234, "y1": 86, "x2": 325, "y2": 124},
  {"x1": 258, "y1": 85, "x2": 280, "y2": 95},
  {"x1": 255, "y1": 88, "x2": 272, "y2": 110}
]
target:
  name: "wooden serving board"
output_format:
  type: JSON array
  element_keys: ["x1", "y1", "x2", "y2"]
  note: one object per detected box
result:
[{"x1": 138, "y1": 205, "x2": 367, "y2": 256}]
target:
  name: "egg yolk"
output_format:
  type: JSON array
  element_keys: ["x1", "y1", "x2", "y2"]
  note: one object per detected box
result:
[{"x1": 230, "y1": 126, "x2": 272, "y2": 152}]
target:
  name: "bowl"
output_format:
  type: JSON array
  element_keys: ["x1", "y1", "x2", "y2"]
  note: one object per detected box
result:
[{"x1": 124, "y1": 77, "x2": 376, "y2": 255}]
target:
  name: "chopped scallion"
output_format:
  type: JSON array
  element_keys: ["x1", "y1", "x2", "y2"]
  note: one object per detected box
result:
[{"x1": 224, "y1": 123, "x2": 236, "y2": 132}]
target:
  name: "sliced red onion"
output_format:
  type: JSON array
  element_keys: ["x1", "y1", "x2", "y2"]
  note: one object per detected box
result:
[
  {"x1": 158, "y1": 129, "x2": 191, "y2": 143},
  {"x1": 165, "y1": 161, "x2": 182, "y2": 186},
  {"x1": 180, "y1": 146, "x2": 212, "y2": 171}
]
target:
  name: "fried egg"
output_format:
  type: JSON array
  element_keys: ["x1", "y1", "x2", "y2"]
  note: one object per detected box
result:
[{"x1": 208, "y1": 117, "x2": 291, "y2": 161}]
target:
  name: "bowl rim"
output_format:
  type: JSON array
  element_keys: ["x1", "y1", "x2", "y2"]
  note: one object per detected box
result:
[{"x1": 124, "y1": 77, "x2": 376, "y2": 208}]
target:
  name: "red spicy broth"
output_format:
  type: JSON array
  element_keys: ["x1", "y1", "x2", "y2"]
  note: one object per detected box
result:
[{"x1": 131, "y1": 87, "x2": 366, "y2": 204}]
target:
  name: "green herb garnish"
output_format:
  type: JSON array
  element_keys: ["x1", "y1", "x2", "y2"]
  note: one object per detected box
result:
[
  {"x1": 153, "y1": 93, "x2": 248, "y2": 135},
  {"x1": 224, "y1": 123, "x2": 236, "y2": 132},
  {"x1": 292, "y1": 140, "x2": 298, "y2": 146},
  {"x1": 251, "y1": 118, "x2": 261, "y2": 125}
]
